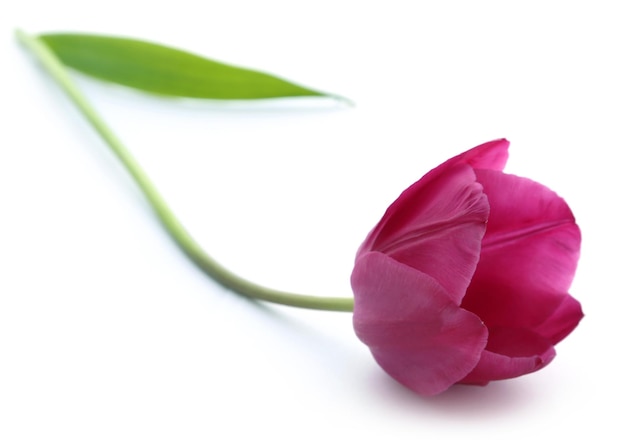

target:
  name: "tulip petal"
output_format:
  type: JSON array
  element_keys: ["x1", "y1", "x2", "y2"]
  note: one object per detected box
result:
[
  {"x1": 352, "y1": 252, "x2": 488, "y2": 396},
  {"x1": 357, "y1": 139, "x2": 508, "y2": 304},
  {"x1": 462, "y1": 170, "x2": 581, "y2": 328},
  {"x1": 460, "y1": 327, "x2": 556, "y2": 384},
  {"x1": 534, "y1": 294, "x2": 583, "y2": 344},
  {"x1": 358, "y1": 161, "x2": 489, "y2": 304},
  {"x1": 454, "y1": 138, "x2": 510, "y2": 171}
]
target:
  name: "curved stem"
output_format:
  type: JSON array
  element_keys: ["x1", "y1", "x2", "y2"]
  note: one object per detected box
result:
[{"x1": 16, "y1": 29, "x2": 354, "y2": 312}]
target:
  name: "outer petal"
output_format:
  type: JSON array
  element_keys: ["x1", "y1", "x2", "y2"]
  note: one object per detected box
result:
[
  {"x1": 358, "y1": 162, "x2": 489, "y2": 304},
  {"x1": 358, "y1": 138, "x2": 506, "y2": 252},
  {"x1": 460, "y1": 327, "x2": 556, "y2": 384},
  {"x1": 352, "y1": 252, "x2": 488, "y2": 396},
  {"x1": 533, "y1": 294, "x2": 583, "y2": 344},
  {"x1": 462, "y1": 170, "x2": 581, "y2": 328},
  {"x1": 453, "y1": 138, "x2": 510, "y2": 171}
]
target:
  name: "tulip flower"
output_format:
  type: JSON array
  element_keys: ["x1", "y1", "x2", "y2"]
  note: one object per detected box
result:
[{"x1": 351, "y1": 139, "x2": 582, "y2": 395}]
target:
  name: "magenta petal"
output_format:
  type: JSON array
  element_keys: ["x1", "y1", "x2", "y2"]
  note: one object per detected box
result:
[
  {"x1": 358, "y1": 162, "x2": 489, "y2": 304},
  {"x1": 352, "y1": 252, "x2": 488, "y2": 396},
  {"x1": 454, "y1": 138, "x2": 510, "y2": 171},
  {"x1": 534, "y1": 294, "x2": 584, "y2": 344},
  {"x1": 460, "y1": 327, "x2": 556, "y2": 384},
  {"x1": 462, "y1": 170, "x2": 581, "y2": 328}
]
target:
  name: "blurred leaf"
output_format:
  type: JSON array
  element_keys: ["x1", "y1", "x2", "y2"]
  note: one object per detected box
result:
[{"x1": 39, "y1": 33, "x2": 328, "y2": 100}]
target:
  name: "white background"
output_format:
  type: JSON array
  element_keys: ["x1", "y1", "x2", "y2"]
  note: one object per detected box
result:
[{"x1": 2, "y1": 1, "x2": 624, "y2": 445}]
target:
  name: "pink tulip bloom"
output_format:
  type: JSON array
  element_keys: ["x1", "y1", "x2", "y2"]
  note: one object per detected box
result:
[{"x1": 351, "y1": 139, "x2": 582, "y2": 396}]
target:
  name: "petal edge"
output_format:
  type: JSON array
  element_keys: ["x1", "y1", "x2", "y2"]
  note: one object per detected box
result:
[{"x1": 352, "y1": 252, "x2": 488, "y2": 395}]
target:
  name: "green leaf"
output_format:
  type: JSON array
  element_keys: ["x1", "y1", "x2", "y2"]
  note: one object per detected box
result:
[{"x1": 38, "y1": 33, "x2": 329, "y2": 100}]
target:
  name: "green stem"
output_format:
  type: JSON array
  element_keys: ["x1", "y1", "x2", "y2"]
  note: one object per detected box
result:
[{"x1": 16, "y1": 29, "x2": 354, "y2": 312}]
